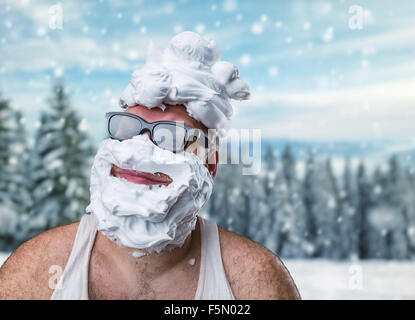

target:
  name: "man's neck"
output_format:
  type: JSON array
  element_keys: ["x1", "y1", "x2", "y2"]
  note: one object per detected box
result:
[{"x1": 97, "y1": 217, "x2": 200, "y2": 279}]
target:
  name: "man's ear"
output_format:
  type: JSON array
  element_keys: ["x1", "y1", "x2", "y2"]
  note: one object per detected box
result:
[{"x1": 206, "y1": 150, "x2": 218, "y2": 179}]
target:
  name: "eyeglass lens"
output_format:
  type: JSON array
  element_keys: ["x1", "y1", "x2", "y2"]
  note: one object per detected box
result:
[{"x1": 108, "y1": 114, "x2": 187, "y2": 152}]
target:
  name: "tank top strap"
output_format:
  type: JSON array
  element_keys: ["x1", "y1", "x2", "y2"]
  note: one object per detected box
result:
[
  {"x1": 194, "y1": 216, "x2": 235, "y2": 300},
  {"x1": 50, "y1": 214, "x2": 98, "y2": 300}
]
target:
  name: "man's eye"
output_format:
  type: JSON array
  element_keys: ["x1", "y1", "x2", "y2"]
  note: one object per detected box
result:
[{"x1": 185, "y1": 135, "x2": 197, "y2": 143}]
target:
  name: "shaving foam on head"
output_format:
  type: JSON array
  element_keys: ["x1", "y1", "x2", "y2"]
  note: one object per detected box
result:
[
  {"x1": 86, "y1": 134, "x2": 213, "y2": 254},
  {"x1": 119, "y1": 31, "x2": 250, "y2": 137}
]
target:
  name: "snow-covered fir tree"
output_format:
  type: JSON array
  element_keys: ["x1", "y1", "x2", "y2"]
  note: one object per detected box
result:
[
  {"x1": 0, "y1": 95, "x2": 18, "y2": 249},
  {"x1": 341, "y1": 156, "x2": 359, "y2": 259},
  {"x1": 6, "y1": 109, "x2": 33, "y2": 244},
  {"x1": 278, "y1": 145, "x2": 308, "y2": 258},
  {"x1": 404, "y1": 167, "x2": 415, "y2": 257},
  {"x1": 302, "y1": 151, "x2": 320, "y2": 257},
  {"x1": 26, "y1": 82, "x2": 95, "y2": 239},
  {"x1": 369, "y1": 165, "x2": 393, "y2": 258},
  {"x1": 356, "y1": 161, "x2": 373, "y2": 259},
  {"x1": 0, "y1": 94, "x2": 32, "y2": 250},
  {"x1": 262, "y1": 146, "x2": 283, "y2": 253},
  {"x1": 323, "y1": 158, "x2": 345, "y2": 259},
  {"x1": 307, "y1": 158, "x2": 339, "y2": 258},
  {"x1": 383, "y1": 156, "x2": 410, "y2": 259},
  {"x1": 207, "y1": 160, "x2": 236, "y2": 229}
]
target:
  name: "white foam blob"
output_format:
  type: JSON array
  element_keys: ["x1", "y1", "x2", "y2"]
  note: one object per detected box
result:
[
  {"x1": 119, "y1": 31, "x2": 250, "y2": 137},
  {"x1": 86, "y1": 134, "x2": 214, "y2": 255}
]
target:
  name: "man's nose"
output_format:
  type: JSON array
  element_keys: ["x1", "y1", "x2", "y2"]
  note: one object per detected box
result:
[{"x1": 140, "y1": 130, "x2": 151, "y2": 139}]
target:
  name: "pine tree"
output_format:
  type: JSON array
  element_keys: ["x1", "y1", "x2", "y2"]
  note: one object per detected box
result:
[
  {"x1": 302, "y1": 151, "x2": 319, "y2": 257},
  {"x1": 382, "y1": 156, "x2": 410, "y2": 259},
  {"x1": 208, "y1": 161, "x2": 234, "y2": 229},
  {"x1": 368, "y1": 166, "x2": 392, "y2": 258},
  {"x1": 324, "y1": 158, "x2": 345, "y2": 259},
  {"x1": 260, "y1": 146, "x2": 279, "y2": 250},
  {"x1": 7, "y1": 110, "x2": 33, "y2": 245},
  {"x1": 356, "y1": 161, "x2": 372, "y2": 259},
  {"x1": 308, "y1": 158, "x2": 338, "y2": 258},
  {"x1": 26, "y1": 82, "x2": 95, "y2": 239},
  {"x1": 0, "y1": 95, "x2": 19, "y2": 249},
  {"x1": 279, "y1": 145, "x2": 308, "y2": 258},
  {"x1": 405, "y1": 166, "x2": 415, "y2": 257},
  {"x1": 0, "y1": 94, "x2": 33, "y2": 250},
  {"x1": 342, "y1": 156, "x2": 359, "y2": 259}
]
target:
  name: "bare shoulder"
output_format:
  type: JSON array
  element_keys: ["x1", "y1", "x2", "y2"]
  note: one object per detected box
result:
[
  {"x1": 0, "y1": 221, "x2": 79, "y2": 299},
  {"x1": 218, "y1": 226, "x2": 301, "y2": 300}
]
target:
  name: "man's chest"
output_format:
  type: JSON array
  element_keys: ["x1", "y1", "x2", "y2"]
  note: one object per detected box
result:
[{"x1": 87, "y1": 256, "x2": 201, "y2": 300}]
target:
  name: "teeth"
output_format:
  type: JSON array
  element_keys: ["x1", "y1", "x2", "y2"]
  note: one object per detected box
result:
[{"x1": 154, "y1": 172, "x2": 173, "y2": 184}]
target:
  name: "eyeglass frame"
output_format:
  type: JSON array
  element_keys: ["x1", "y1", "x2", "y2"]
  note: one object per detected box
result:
[{"x1": 105, "y1": 111, "x2": 215, "y2": 153}]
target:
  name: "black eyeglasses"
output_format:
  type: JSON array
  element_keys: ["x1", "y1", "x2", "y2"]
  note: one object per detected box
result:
[{"x1": 105, "y1": 112, "x2": 212, "y2": 153}]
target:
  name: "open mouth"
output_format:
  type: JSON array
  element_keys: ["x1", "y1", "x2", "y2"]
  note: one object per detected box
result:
[{"x1": 110, "y1": 164, "x2": 173, "y2": 187}]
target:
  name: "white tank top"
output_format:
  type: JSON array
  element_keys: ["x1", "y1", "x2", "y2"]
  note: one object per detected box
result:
[{"x1": 51, "y1": 214, "x2": 235, "y2": 300}]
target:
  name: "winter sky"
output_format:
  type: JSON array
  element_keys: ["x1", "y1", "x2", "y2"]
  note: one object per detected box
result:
[{"x1": 1, "y1": 0, "x2": 415, "y2": 148}]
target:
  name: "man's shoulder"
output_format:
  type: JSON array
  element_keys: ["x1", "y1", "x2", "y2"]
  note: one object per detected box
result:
[
  {"x1": 217, "y1": 226, "x2": 301, "y2": 300},
  {"x1": 0, "y1": 221, "x2": 80, "y2": 299}
]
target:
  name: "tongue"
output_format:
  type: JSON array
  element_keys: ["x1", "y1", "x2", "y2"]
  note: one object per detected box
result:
[
  {"x1": 116, "y1": 172, "x2": 163, "y2": 185},
  {"x1": 111, "y1": 165, "x2": 173, "y2": 185}
]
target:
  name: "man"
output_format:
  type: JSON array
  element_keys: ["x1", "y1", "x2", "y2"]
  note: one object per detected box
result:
[{"x1": 0, "y1": 32, "x2": 300, "y2": 300}]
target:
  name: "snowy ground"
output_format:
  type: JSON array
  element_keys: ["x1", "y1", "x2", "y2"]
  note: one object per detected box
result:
[
  {"x1": 283, "y1": 259, "x2": 415, "y2": 299},
  {"x1": 1, "y1": 253, "x2": 414, "y2": 299}
]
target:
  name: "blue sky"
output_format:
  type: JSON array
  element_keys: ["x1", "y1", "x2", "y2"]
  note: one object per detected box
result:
[{"x1": 1, "y1": 0, "x2": 415, "y2": 151}]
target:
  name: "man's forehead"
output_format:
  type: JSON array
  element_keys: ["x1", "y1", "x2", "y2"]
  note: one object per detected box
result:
[{"x1": 125, "y1": 104, "x2": 208, "y2": 133}]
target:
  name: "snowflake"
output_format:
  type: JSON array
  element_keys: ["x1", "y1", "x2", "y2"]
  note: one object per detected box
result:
[
  {"x1": 128, "y1": 50, "x2": 138, "y2": 60},
  {"x1": 37, "y1": 27, "x2": 47, "y2": 36},
  {"x1": 328, "y1": 197, "x2": 336, "y2": 209},
  {"x1": 323, "y1": 27, "x2": 334, "y2": 42},
  {"x1": 268, "y1": 66, "x2": 279, "y2": 77},
  {"x1": 195, "y1": 24, "x2": 205, "y2": 33},
  {"x1": 222, "y1": 0, "x2": 237, "y2": 12},
  {"x1": 78, "y1": 118, "x2": 88, "y2": 132},
  {"x1": 112, "y1": 42, "x2": 120, "y2": 53},
  {"x1": 54, "y1": 67, "x2": 64, "y2": 78},
  {"x1": 374, "y1": 185, "x2": 382, "y2": 195},
  {"x1": 240, "y1": 54, "x2": 251, "y2": 65},
  {"x1": 174, "y1": 24, "x2": 183, "y2": 33},
  {"x1": 275, "y1": 21, "x2": 283, "y2": 29},
  {"x1": 251, "y1": 22, "x2": 263, "y2": 35},
  {"x1": 133, "y1": 15, "x2": 141, "y2": 24},
  {"x1": 8, "y1": 156, "x2": 17, "y2": 165}
]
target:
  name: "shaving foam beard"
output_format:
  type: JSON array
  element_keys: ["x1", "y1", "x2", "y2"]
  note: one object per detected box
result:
[{"x1": 86, "y1": 134, "x2": 214, "y2": 254}]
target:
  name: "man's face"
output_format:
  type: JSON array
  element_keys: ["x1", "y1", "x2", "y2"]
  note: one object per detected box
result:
[{"x1": 110, "y1": 104, "x2": 218, "y2": 185}]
